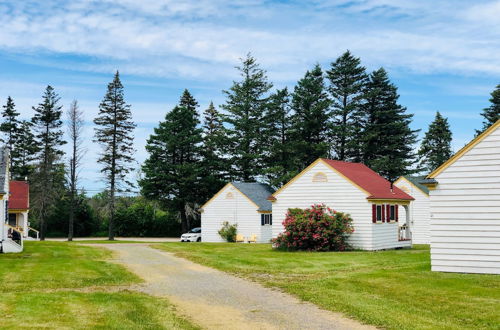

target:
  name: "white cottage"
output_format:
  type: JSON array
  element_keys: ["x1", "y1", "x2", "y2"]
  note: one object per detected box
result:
[
  {"x1": 422, "y1": 120, "x2": 500, "y2": 274},
  {"x1": 200, "y1": 182, "x2": 275, "y2": 243},
  {"x1": 394, "y1": 176, "x2": 430, "y2": 244},
  {"x1": 0, "y1": 147, "x2": 33, "y2": 253},
  {"x1": 270, "y1": 158, "x2": 415, "y2": 250}
]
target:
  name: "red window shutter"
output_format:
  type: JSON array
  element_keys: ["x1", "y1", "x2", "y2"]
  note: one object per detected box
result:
[
  {"x1": 381, "y1": 205, "x2": 385, "y2": 222},
  {"x1": 395, "y1": 205, "x2": 399, "y2": 222},
  {"x1": 372, "y1": 204, "x2": 376, "y2": 223},
  {"x1": 386, "y1": 205, "x2": 390, "y2": 222}
]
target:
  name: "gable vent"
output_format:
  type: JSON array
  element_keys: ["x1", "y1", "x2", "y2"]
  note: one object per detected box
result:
[
  {"x1": 312, "y1": 172, "x2": 328, "y2": 183},
  {"x1": 225, "y1": 192, "x2": 234, "y2": 199}
]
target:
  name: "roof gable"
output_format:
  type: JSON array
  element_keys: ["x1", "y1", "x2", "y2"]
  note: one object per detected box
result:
[
  {"x1": 273, "y1": 158, "x2": 414, "y2": 201},
  {"x1": 231, "y1": 182, "x2": 275, "y2": 211},
  {"x1": 395, "y1": 176, "x2": 429, "y2": 196},
  {"x1": 428, "y1": 119, "x2": 500, "y2": 179},
  {"x1": 9, "y1": 181, "x2": 29, "y2": 210},
  {"x1": 201, "y1": 182, "x2": 275, "y2": 211}
]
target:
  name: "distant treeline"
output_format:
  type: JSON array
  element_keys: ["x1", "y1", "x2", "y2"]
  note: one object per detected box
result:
[{"x1": 2, "y1": 51, "x2": 499, "y2": 238}]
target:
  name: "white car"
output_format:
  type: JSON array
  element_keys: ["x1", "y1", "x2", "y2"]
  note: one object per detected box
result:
[{"x1": 180, "y1": 227, "x2": 202, "y2": 242}]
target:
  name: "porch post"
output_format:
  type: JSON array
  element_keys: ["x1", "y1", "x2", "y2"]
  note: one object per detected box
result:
[{"x1": 403, "y1": 204, "x2": 411, "y2": 240}]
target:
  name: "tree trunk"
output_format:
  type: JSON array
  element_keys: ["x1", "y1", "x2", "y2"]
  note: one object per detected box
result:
[{"x1": 180, "y1": 204, "x2": 188, "y2": 233}]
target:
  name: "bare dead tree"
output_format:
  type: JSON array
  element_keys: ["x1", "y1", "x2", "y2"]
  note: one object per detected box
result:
[{"x1": 67, "y1": 100, "x2": 85, "y2": 241}]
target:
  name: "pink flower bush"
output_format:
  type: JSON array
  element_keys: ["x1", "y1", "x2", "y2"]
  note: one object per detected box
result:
[{"x1": 272, "y1": 204, "x2": 354, "y2": 251}]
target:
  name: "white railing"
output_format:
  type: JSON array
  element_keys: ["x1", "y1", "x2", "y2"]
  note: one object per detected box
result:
[
  {"x1": 398, "y1": 224, "x2": 411, "y2": 241},
  {"x1": 5, "y1": 224, "x2": 23, "y2": 248},
  {"x1": 28, "y1": 227, "x2": 40, "y2": 240}
]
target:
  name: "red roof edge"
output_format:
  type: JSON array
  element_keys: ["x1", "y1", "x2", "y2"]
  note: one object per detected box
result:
[{"x1": 9, "y1": 180, "x2": 30, "y2": 210}]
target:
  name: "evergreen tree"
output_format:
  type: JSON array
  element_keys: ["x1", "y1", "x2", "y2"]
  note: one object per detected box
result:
[
  {"x1": 0, "y1": 96, "x2": 20, "y2": 149},
  {"x1": 200, "y1": 101, "x2": 227, "y2": 198},
  {"x1": 221, "y1": 54, "x2": 272, "y2": 181},
  {"x1": 327, "y1": 51, "x2": 368, "y2": 161},
  {"x1": 262, "y1": 88, "x2": 294, "y2": 187},
  {"x1": 477, "y1": 83, "x2": 500, "y2": 134},
  {"x1": 140, "y1": 91, "x2": 203, "y2": 233},
  {"x1": 31, "y1": 85, "x2": 66, "y2": 240},
  {"x1": 362, "y1": 68, "x2": 419, "y2": 182},
  {"x1": 94, "y1": 71, "x2": 136, "y2": 240},
  {"x1": 289, "y1": 64, "x2": 331, "y2": 170},
  {"x1": 418, "y1": 112, "x2": 453, "y2": 173},
  {"x1": 11, "y1": 120, "x2": 38, "y2": 180}
]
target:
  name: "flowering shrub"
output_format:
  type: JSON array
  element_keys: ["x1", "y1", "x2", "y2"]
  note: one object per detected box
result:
[
  {"x1": 272, "y1": 204, "x2": 354, "y2": 251},
  {"x1": 218, "y1": 221, "x2": 238, "y2": 242}
]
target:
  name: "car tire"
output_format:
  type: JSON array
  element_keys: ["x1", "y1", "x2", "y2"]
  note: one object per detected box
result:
[{"x1": 197, "y1": 237, "x2": 201, "y2": 242}]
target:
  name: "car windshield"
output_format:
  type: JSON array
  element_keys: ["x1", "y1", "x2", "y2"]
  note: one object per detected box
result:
[{"x1": 188, "y1": 228, "x2": 201, "y2": 233}]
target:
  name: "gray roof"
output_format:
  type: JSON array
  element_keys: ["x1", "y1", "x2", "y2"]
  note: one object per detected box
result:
[
  {"x1": 232, "y1": 182, "x2": 275, "y2": 211},
  {"x1": 403, "y1": 175, "x2": 430, "y2": 195},
  {"x1": 0, "y1": 147, "x2": 9, "y2": 194}
]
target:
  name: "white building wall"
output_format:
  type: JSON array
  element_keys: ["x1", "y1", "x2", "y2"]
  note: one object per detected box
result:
[
  {"x1": 201, "y1": 184, "x2": 266, "y2": 243},
  {"x1": 430, "y1": 126, "x2": 500, "y2": 274},
  {"x1": 395, "y1": 178, "x2": 430, "y2": 244}
]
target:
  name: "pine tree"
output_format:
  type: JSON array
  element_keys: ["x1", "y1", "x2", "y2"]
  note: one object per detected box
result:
[
  {"x1": 262, "y1": 88, "x2": 294, "y2": 187},
  {"x1": 289, "y1": 64, "x2": 331, "y2": 170},
  {"x1": 362, "y1": 68, "x2": 419, "y2": 182},
  {"x1": 140, "y1": 91, "x2": 203, "y2": 233},
  {"x1": 418, "y1": 112, "x2": 453, "y2": 173},
  {"x1": 200, "y1": 101, "x2": 227, "y2": 198},
  {"x1": 327, "y1": 51, "x2": 368, "y2": 161},
  {"x1": 0, "y1": 96, "x2": 20, "y2": 149},
  {"x1": 477, "y1": 83, "x2": 500, "y2": 134},
  {"x1": 31, "y1": 85, "x2": 66, "y2": 240},
  {"x1": 221, "y1": 54, "x2": 272, "y2": 181},
  {"x1": 12, "y1": 120, "x2": 38, "y2": 180},
  {"x1": 94, "y1": 71, "x2": 136, "y2": 240}
]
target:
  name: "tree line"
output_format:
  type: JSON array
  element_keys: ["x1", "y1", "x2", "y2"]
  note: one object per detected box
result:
[{"x1": 2, "y1": 51, "x2": 499, "y2": 238}]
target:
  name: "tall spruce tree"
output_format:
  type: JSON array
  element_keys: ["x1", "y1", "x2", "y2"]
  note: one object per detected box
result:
[
  {"x1": 140, "y1": 91, "x2": 203, "y2": 233},
  {"x1": 362, "y1": 68, "x2": 419, "y2": 182},
  {"x1": 12, "y1": 120, "x2": 38, "y2": 180},
  {"x1": 31, "y1": 86, "x2": 66, "y2": 240},
  {"x1": 477, "y1": 83, "x2": 500, "y2": 135},
  {"x1": 327, "y1": 51, "x2": 368, "y2": 161},
  {"x1": 200, "y1": 101, "x2": 227, "y2": 198},
  {"x1": 418, "y1": 112, "x2": 453, "y2": 173},
  {"x1": 289, "y1": 64, "x2": 331, "y2": 170},
  {"x1": 0, "y1": 96, "x2": 20, "y2": 149},
  {"x1": 262, "y1": 88, "x2": 294, "y2": 187},
  {"x1": 221, "y1": 54, "x2": 272, "y2": 181},
  {"x1": 94, "y1": 71, "x2": 136, "y2": 240}
]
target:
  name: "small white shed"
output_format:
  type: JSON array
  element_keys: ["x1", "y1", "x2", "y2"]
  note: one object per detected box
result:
[
  {"x1": 394, "y1": 176, "x2": 430, "y2": 244},
  {"x1": 423, "y1": 120, "x2": 500, "y2": 274},
  {"x1": 200, "y1": 182, "x2": 275, "y2": 243},
  {"x1": 270, "y1": 158, "x2": 415, "y2": 250}
]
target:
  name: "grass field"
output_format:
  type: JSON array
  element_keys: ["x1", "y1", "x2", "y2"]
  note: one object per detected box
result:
[
  {"x1": 0, "y1": 242, "x2": 198, "y2": 329},
  {"x1": 157, "y1": 243, "x2": 500, "y2": 330}
]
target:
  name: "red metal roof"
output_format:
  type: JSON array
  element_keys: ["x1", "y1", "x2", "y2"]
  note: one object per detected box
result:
[
  {"x1": 9, "y1": 181, "x2": 29, "y2": 210},
  {"x1": 321, "y1": 159, "x2": 414, "y2": 200}
]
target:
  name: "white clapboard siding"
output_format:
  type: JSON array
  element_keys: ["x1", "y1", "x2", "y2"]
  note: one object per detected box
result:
[
  {"x1": 395, "y1": 178, "x2": 430, "y2": 244},
  {"x1": 201, "y1": 184, "x2": 265, "y2": 243},
  {"x1": 429, "y1": 123, "x2": 500, "y2": 274},
  {"x1": 272, "y1": 161, "x2": 408, "y2": 250}
]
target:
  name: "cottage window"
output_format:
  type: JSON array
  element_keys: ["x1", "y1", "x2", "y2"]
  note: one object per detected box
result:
[
  {"x1": 261, "y1": 214, "x2": 272, "y2": 225},
  {"x1": 390, "y1": 205, "x2": 396, "y2": 221},
  {"x1": 376, "y1": 205, "x2": 383, "y2": 222},
  {"x1": 312, "y1": 172, "x2": 328, "y2": 182}
]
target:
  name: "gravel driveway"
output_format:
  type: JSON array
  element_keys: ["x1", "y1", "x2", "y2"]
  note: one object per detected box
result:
[{"x1": 101, "y1": 244, "x2": 375, "y2": 330}]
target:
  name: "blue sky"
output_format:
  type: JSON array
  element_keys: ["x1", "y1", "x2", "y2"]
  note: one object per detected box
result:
[{"x1": 0, "y1": 0, "x2": 499, "y2": 193}]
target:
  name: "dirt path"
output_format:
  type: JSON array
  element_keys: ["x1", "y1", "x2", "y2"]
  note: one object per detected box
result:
[{"x1": 100, "y1": 244, "x2": 375, "y2": 330}]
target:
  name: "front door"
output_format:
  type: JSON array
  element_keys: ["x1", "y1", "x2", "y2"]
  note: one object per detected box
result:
[{"x1": 8, "y1": 213, "x2": 17, "y2": 227}]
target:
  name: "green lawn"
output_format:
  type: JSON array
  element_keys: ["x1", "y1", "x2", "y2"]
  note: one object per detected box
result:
[
  {"x1": 156, "y1": 243, "x2": 500, "y2": 330},
  {"x1": 0, "y1": 242, "x2": 198, "y2": 329}
]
